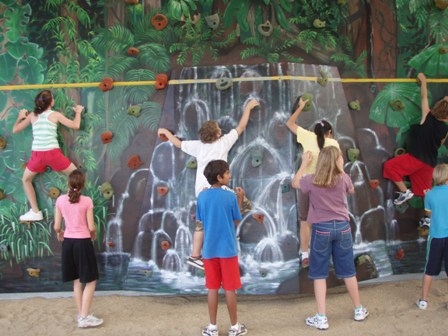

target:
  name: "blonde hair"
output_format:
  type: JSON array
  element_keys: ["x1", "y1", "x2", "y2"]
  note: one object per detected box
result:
[
  {"x1": 199, "y1": 121, "x2": 220, "y2": 143},
  {"x1": 432, "y1": 163, "x2": 448, "y2": 186},
  {"x1": 313, "y1": 146, "x2": 343, "y2": 187}
]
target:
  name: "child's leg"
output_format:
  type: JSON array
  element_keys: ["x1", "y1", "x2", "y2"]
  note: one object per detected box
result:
[
  {"x1": 420, "y1": 274, "x2": 433, "y2": 301},
  {"x1": 343, "y1": 276, "x2": 361, "y2": 307},
  {"x1": 80, "y1": 280, "x2": 97, "y2": 317},
  {"x1": 62, "y1": 162, "x2": 77, "y2": 175},
  {"x1": 314, "y1": 279, "x2": 327, "y2": 315},
  {"x1": 73, "y1": 279, "x2": 83, "y2": 316},
  {"x1": 299, "y1": 220, "x2": 311, "y2": 257},
  {"x1": 191, "y1": 230, "x2": 204, "y2": 258},
  {"x1": 207, "y1": 289, "x2": 219, "y2": 325},
  {"x1": 225, "y1": 290, "x2": 238, "y2": 326},
  {"x1": 22, "y1": 168, "x2": 39, "y2": 212}
]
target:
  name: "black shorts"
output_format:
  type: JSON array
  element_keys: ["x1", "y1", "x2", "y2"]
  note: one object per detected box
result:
[
  {"x1": 424, "y1": 237, "x2": 448, "y2": 276},
  {"x1": 62, "y1": 238, "x2": 99, "y2": 283}
]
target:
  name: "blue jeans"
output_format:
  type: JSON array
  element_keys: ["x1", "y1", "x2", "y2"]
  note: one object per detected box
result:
[{"x1": 308, "y1": 221, "x2": 356, "y2": 280}]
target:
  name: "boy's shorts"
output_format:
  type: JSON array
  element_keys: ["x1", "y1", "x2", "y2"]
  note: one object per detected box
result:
[
  {"x1": 62, "y1": 238, "x2": 99, "y2": 283},
  {"x1": 203, "y1": 256, "x2": 242, "y2": 291},
  {"x1": 27, "y1": 148, "x2": 72, "y2": 173},
  {"x1": 424, "y1": 237, "x2": 448, "y2": 276}
]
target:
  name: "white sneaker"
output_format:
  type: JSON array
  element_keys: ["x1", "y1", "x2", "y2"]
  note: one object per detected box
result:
[
  {"x1": 19, "y1": 209, "x2": 43, "y2": 221},
  {"x1": 354, "y1": 306, "x2": 369, "y2": 321},
  {"x1": 416, "y1": 299, "x2": 428, "y2": 310},
  {"x1": 306, "y1": 314, "x2": 329, "y2": 330},
  {"x1": 394, "y1": 189, "x2": 414, "y2": 205},
  {"x1": 228, "y1": 322, "x2": 247, "y2": 336},
  {"x1": 78, "y1": 314, "x2": 103, "y2": 328}
]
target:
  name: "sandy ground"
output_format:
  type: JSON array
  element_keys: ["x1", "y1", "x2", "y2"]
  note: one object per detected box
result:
[{"x1": 0, "y1": 276, "x2": 447, "y2": 336}]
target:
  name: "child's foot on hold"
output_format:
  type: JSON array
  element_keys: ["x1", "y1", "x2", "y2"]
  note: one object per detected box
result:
[
  {"x1": 19, "y1": 209, "x2": 43, "y2": 222},
  {"x1": 416, "y1": 298, "x2": 428, "y2": 310},
  {"x1": 187, "y1": 256, "x2": 204, "y2": 270},
  {"x1": 394, "y1": 189, "x2": 414, "y2": 206},
  {"x1": 306, "y1": 314, "x2": 329, "y2": 330},
  {"x1": 77, "y1": 314, "x2": 103, "y2": 328},
  {"x1": 354, "y1": 306, "x2": 369, "y2": 321},
  {"x1": 228, "y1": 322, "x2": 247, "y2": 336}
]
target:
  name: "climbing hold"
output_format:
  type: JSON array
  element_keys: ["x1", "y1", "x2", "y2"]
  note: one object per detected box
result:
[
  {"x1": 128, "y1": 154, "x2": 143, "y2": 169},
  {"x1": 313, "y1": 18, "x2": 326, "y2": 28},
  {"x1": 347, "y1": 148, "x2": 360, "y2": 163},
  {"x1": 156, "y1": 185, "x2": 169, "y2": 196},
  {"x1": 98, "y1": 77, "x2": 114, "y2": 91},
  {"x1": 435, "y1": 0, "x2": 448, "y2": 10},
  {"x1": 0, "y1": 135, "x2": 6, "y2": 149},
  {"x1": 186, "y1": 157, "x2": 197, "y2": 169},
  {"x1": 300, "y1": 93, "x2": 314, "y2": 111},
  {"x1": 337, "y1": 0, "x2": 347, "y2": 4},
  {"x1": 390, "y1": 99, "x2": 405, "y2": 111},
  {"x1": 258, "y1": 21, "x2": 273, "y2": 37},
  {"x1": 369, "y1": 179, "x2": 379, "y2": 189},
  {"x1": 127, "y1": 47, "x2": 140, "y2": 55},
  {"x1": 101, "y1": 131, "x2": 114, "y2": 144},
  {"x1": 205, "y1": 13, "x2": 220, "y2": 30},
  {"x1": 99, "y1": 182, "x2": 114, "y2": 200},
  {"x1": 394, "y1": 147, "x2": 406, "y2": 157},
  {"x1": 160, "y1": 240, "x2": 171, "y2": 250},
  {"x1": 0, "y1": 189, "x2": 5, "y2": 200},
  {"x1": 106, "y1": 241, "x2": 116, "y2": 248},
  {"x1": 348, "y1": 100, "x2": 361, "y2": 111},
  {"x1": 251, "y1": 148, "x2": 263, "y2": 168},
  {"x1": 394, "y1": 248, "x2": 405, "y2": 260},
  {"x1": 151, "y1": 13, "x2": 168, "y2": 30},
  {"x1": 259, "y1": 268, "x2": 268, "y2": 277},
  {"x1": 47, "y1": 187, "x2": 61, "y2": 199},
  {"x1": 280, "y1": 182, "x2": 290, "y2": 193},
  {"x1": 0, "y1": 244, "x2": 10, "y2": 252},
  {"x1": 26, "y1": 268, "x2": 41, "y2": 278},
  {"x1": 252, "y1": 213, "x2": 264, "y2": 224},
  {"x1": 155, "y1": 73, "x2": 169, "y2": 90},
  {"x1": 317, "y1": 68, "x2": 328, "y2": 87},
  {"x1": 124, "y1": 0, "x2": 138, "y2": 4},
  {"x1": 439, "y1": 46, "x2": 448, "y2": 54},
  {"x1": 215, "y1": 77, "x2": 233, "y2": 91},
  {"x1": 127, "y1": 105, "x2": 142, "y2": 117}
]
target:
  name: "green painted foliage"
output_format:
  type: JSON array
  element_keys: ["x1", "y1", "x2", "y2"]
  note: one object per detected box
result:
[
  {"x1": 3, "y1": 3, "x2": 31, "y2": 42},
  {"x1": 408, "y1": 43, "x2": 448, "y2": 77}
]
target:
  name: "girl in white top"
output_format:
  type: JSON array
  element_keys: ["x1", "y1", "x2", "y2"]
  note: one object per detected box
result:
[
  {"x1": 12, "y1": 90, "x2": 84, "y2": 222},
  {"x1": 287, "y1": 96, "x2": 340, "y2": 267}
]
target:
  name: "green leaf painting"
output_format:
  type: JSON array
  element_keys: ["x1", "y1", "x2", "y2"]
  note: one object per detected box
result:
[{"x1": 408, "y1": 43, "x2": 448, "y2": 77}]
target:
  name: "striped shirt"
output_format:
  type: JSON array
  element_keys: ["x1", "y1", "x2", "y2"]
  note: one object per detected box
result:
[{"x1": 31, "y1": 110, "x2": 59, "y2": 151}]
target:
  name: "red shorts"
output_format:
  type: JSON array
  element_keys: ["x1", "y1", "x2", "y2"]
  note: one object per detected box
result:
[
  {"x1": 383, "y1": 153, "x2": 433, "y2": 197},
  {"x1": 27, "y1": 149, "x2": 72, "y2": 173},
  {"x1": 203, "y1": 256, "x2": 242, "y2": 291}
]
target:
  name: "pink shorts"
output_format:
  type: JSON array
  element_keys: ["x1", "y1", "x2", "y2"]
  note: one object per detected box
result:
[
  {"x1": 383, "y1": 153, "x2": 433, "y2": 197},
  {"x1": 203, "y1": 256, "x2": 242, "y2": 291},
  {"x1": 27, "y1": 149, "x2": 72, "y2": 173}
]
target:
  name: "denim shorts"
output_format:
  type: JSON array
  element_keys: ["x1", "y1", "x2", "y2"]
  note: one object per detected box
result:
[{"x1": 308, "y1": 221, "x2": 356, "y2": 280}]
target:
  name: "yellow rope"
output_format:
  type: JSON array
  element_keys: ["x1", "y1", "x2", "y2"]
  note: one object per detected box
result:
[{"x1": 1, "y1": 77, "x2": 447, "y2": 90}]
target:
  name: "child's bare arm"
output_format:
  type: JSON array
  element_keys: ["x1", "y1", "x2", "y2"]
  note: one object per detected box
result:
[
  {"x1": 417, "y1": 73, "x2": 430, "y2": 124},
  {"x1": 158, "y1": 128, "x2": 182, "y2": 148},
  {"x1": 56, "y1": 105, "x2": 83, "y2": 130},
  {"x1": 286, "y1": 98, "x2": 309, "y2": 134},
  {"x1": 235, "y1": 99, "x2": 259, "y2": 135},
  {"x1": 12, "y1": 109, "x2": 31, "y2": 134},
  {"x1": 291, "y1": 151, "x2": 313, "y2": 189}
]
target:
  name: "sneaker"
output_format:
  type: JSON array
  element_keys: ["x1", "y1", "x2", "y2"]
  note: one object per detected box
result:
[
  {"x1": 77, "y1": 315, "x2": 103, "y2": 328},
  {"x1": 19, "y1": 209, "x2": 43, "y2": 222},
  {"x1": 419, "y1": 216, "x2": 430, "y2": 229},
  {"x1": 416, "y1": 299, "x2": 428, "y2": 310},
  {"x1": 187, "y1": 256, "x2": 204, "y2": 270},
  {"x1": 202, "y1": 325, "x2": 218, "y2": 336},
  {"x1": 394, "y1": 189, "x2": 414, "y2": 206},
  {"x1": 306, "y1": 314, "x2": 329, "y2": 330},
  {"x1": 228, "y1": 322, "x2": 247, "y2": 336},
  {"x1": 354, "y1": 306, "x2": 369, "y2": 321},
  {"x1": 300, "y1": 251, "x2": 309, "y2": 268}
]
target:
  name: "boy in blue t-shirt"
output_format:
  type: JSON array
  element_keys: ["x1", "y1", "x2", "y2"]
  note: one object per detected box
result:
[
  {"x1": 416, "y1": 163, "x2": 448, "y2": 310},
  {"x1": 196, "y1": 160, "x2": 247, "y2": 336}
]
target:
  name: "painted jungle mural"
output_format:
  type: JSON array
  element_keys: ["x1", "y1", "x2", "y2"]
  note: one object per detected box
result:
[{"x1": 0, "y1": 0, "x2": 447, "y2": 294}]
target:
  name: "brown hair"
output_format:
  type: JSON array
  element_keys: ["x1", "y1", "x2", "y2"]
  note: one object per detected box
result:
[
  {"x1": 431, "y1": 97, "x2": 448, "y2": 120},
  {"x1": 204, "y1": 160, "x2": 229, "y2": 185},
  {"x1": 199, "y1": 121, "x2": 220, "y2": 144},
  {"x1": 68, "y1": 169, "x2": 85, "y2": 203},
  {"x1": 34, "y1": 90, "x2": 53, "y2": 115},
  {"x1": 313, "y1": 146, "x2": 343, "y2": 187}
]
